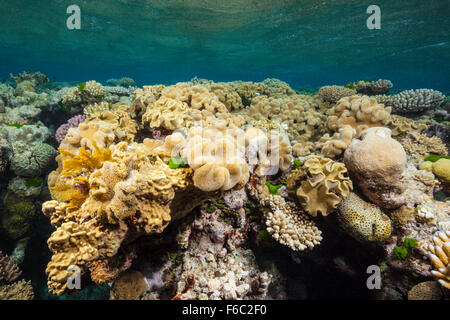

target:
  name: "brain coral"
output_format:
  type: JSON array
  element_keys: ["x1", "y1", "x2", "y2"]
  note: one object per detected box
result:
[
  {"x1": 110, "y1": 271, "x2": 148, "y2": 300},
  {"x1": 10, "y1": 142, "x2": 56, "y2": 177},
  {"x1": 318, "y1": 85, "x2": 356, "y2": 104},
  {"x1": 431, "y1": 158, "x2": 450, "y2": 184},
  {"x1": 286, "y1": 156, "x2": 353, "y2": 217},
  {"x1": 262, "y1": 195, "x2": 322, "y2": 251},
  {"x1": 337, "y1": 192, "x2": 392, "y2": 242}
]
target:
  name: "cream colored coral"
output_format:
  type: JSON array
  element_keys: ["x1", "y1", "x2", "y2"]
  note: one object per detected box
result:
[
  {"x1": 206, "y1": 82, "x2": 244, "y2": 111},
  {"x1": 401, "y1": 132, "x2": 448, "y2": 156},
  {"x1": 262, "y1": 195, "x2": 322, "y2": 251},
  {"x1": 389, "y1": 115, "x2": 427, "y2": 136},
  {"x1": 84, "y1": 80, "x2": 106, "y2": 97},
  {"x1": 321, "y1": 95, "x2": 391, "y2": 157},
  {"x1": 286, "y1": 156, "x2": 353, "y2": 217},
  {"x1": 131, "y1": 84, "x2": 165, "y2": 118},
  {"x1": 243, "y1": 94, "x2": 327, "y2": 144},
  {"x1": 142, "y1": 96, "x2": 193, "y2": 130},
  {"x1": 179, "y1": 125, "x2": 249, "y2": 192},
  {"x1": 426, "y1": 231, "x2": 450, "y2": 290}
]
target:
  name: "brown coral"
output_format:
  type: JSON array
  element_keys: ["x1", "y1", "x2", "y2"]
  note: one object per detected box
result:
[
  {"x1": 110, "y1": 271, "x2": 148, "y2": 300},
  {"x1": 0, "y1": 252, "x2": 21, "y2": 283}
]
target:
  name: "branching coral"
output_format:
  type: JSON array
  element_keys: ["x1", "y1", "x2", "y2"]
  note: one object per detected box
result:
[
  {"x1": 0, "y1": 251, "x2": 21, "y2": 283},
  {"x1": 286, "y1": 156, "x2": 353, "y2": 217},
  {"x1": 376, "y1": 89, "x2": 444, "y2": 114},
  {"x1": 0, "y1": 279, "x2": 34, "y2": 300},
  {"x1": 354, "y1": 79, "x2": 392, "y2": 95},
  {"x1": 401, "y1": 132, "x2": 448, "y2": 156},
  {"x1": 262, "y1": 195, "x2": 322, "y2": 251}
]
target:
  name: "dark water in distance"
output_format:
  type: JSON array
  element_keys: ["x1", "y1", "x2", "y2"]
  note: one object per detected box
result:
[{"x1": 0, "y1": 0, "x2": 449, "y2": 91}]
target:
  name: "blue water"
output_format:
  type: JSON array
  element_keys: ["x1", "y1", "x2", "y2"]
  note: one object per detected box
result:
[{"x1": 1, "y1": 0, "x2": 449, "y2": 91}]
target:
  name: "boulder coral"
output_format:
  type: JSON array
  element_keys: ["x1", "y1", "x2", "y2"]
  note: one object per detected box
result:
[
  {"x1": 318, "y1": 85, "x2": 356, "y2": 104},
  {"x1": 286, "y1": 156, "x2": 353, "y2": 217},
  {"x1": 337, "y1": 192, "x2": 392, "y2": 242},
  {"x1": 344, "y1": 127, "x2": 406, "y2": 201}
]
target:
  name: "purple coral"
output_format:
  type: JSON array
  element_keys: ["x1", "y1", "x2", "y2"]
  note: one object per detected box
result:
[{"x1": 55, "y1": 114, "x2": 86, "y2": 143}]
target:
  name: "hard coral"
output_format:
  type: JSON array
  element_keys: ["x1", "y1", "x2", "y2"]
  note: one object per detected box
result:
[
  {"x1": 318, "y1": 85, "x2": 356, "y2": 104},
  {"x1": 0, "y1": 251, "x2": 21, "y2": 283},
  {"x1": 337, "y1": 192, "x2": 392, "y2": 242},
  {"x1": 262, "y1": 195, "x2": 322, "y2": 251}
]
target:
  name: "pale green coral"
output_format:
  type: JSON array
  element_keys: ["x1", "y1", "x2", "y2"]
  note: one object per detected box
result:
[
  {"x1": 10, "y1": 143, "x2": 56, "y2": 177},
  {"x1": 1, "y1": 193, "x2": 36, "y2": 239}
]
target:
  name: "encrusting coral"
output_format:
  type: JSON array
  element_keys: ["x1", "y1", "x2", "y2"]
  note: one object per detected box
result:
[{"x1": 286, "y1": 156, "x2": 353, "y2": 217}]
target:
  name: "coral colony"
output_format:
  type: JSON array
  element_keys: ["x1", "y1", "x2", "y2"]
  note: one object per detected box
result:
[{"x1": 0, "y1": 72, "x2": 449, "y2": 301}]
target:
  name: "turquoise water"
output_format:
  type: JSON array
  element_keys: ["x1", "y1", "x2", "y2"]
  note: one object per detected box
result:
[{"x1": 1, "y1": 0, "x2": 449, "y2": 90}]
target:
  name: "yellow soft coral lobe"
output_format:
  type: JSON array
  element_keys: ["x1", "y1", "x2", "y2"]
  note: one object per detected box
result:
[
  {"x1": 59, "y1": 141, "x2": 115, "y2": 177},
  {"x1": 49, "y1": 142, "x2": 116, "y2": 209}
]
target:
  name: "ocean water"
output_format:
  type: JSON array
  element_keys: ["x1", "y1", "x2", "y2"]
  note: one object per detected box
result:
[
  {"x1": 0, "y1": 0, "x2": 449, "y2": 90},
  {"x1": 0, "y1": 1, "x2": 449, "y2": 303}
]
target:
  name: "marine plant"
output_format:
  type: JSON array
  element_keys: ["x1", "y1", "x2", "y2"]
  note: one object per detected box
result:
[{"x1": 265, "y1": 181, "x2": 283, "y2": 195}]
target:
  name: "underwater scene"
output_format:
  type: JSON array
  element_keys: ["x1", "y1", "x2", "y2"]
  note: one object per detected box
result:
[{"x1": 0, "y1": 0, "x2": 449, "y2": 302}]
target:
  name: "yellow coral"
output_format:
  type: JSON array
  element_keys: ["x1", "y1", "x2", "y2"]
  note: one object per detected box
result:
[
  {"x1": 432, "y1": 158, "x2": 450, "y2": 183},
  {"x1": 287, "y1": 156, "x2": 353, "y2": 217},
  {"x1": 426, "y1": 231, "x2": 450, "y2": 290},
  {"x1": 337, "y1": 192, "x2": 392, "y2": 242}
]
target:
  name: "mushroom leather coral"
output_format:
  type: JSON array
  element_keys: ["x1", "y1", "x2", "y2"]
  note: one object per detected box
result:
[{"x1": 287, "y1": 156, "x2": 353, "y2": 217}]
